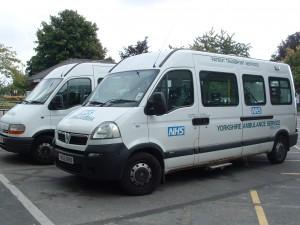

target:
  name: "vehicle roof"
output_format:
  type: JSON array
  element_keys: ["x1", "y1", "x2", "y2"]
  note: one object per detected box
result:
[
  {"x1": 45, "y1": 62, "x2": 115, "y2": 79},
  {"x1": 112, "y1": 49, "x2": 291, "y2": 76}
]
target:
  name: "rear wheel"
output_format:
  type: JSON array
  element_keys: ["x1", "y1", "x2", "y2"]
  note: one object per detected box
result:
[
  {"x1": 267, "y1": 135, "x2": 288, "y2": 164},
  {"x1": 120, "y1": 152, "x2": 162, "y2": 195},
  {"x1": 31, "y1": 135, "x2": 54, "y2": 165}
]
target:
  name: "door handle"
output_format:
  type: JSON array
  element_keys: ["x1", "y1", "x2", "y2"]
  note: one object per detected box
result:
[{"x1": 192, "y1": 118, "x2": 209, "y2": 126}]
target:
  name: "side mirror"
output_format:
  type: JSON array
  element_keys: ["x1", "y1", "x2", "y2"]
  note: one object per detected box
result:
[
  {"x1": 49, "y1": 95, "x2": 64, "y2": 110},
  {"x1": 144, "y1": 92, "x2": 168, "y2": 116}
]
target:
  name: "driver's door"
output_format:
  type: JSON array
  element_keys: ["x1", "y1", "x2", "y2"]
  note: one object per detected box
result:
[{"x1": 147, "y1": 69, "x2": 199, "y2": 170}]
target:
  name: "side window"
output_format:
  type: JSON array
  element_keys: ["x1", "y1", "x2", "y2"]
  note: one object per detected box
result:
[
  {"x1": 98, "y1": 78, "x2": 103, "y2": 84},
  {"x1": 53, "y1": 78, "x2": 92, "y2": 109},
  {"x1": 153, "y1": 70, "x2": 194, "y2": 112},
  {"x1": 200, "y1": 71, "x2": 239, "y2": 106},
  {"x1": 243, "y1": 75, "x2": 266, "y2": 105},
  {"x1": 269, "y1": 77, "x2": 292, "y2": 105}
]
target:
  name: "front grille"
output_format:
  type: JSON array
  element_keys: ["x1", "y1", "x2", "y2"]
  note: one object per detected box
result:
[
  {"x1": 70, "y1": 135, "x2": 88, "y2": 145},
  {"x1": 57, "y1": 131, "x2": 88, "y2": 145},
  {"x1": 58, "y1": 132, "x2": 65, "y2": 142}
]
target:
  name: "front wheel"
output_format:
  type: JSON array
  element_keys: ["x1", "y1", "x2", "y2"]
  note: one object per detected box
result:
[
  {"x1": 267, "y1": 136, "x2": 288, "y2": 164},
  {"x1": 31, "y1": 135, "x2": 54, "y2": 165},
  {"x1": 120, "y1": 152, "x2": 162, "y2": 195}
]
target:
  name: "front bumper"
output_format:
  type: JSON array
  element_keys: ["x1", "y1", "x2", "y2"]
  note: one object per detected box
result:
[
  {"x1": 0, "y1": 133, "x2": 34, "y2": 154},
  {"x1": 55, "y1": 143, "x2": 129, "y2": 180}
]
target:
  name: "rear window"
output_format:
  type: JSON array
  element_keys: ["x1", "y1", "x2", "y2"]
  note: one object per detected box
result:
[{"x1": 269, "y1": 77, "x2": 292, "y2": 105}]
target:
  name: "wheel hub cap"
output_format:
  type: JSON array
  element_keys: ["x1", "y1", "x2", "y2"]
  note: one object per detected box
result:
[
  {"x1": 38, "y1": 143, "x2": 53, "y2": 159},
  {"x1": 130, "y1": 163, "x2": 152, "y2": 186}
]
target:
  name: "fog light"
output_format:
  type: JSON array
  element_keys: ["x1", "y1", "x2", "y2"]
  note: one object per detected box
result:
[{"x1": 88, "y1": 153, "x2": 103, "y2": 158}]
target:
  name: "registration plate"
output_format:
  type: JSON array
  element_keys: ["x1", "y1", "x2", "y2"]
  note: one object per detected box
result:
[{"x1": 58, "y1": 153, "x2": 74, "y2": 164}]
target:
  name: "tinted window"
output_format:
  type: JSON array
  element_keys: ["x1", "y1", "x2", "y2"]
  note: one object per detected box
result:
[
  {"x1": 153, "y1": 70, "x2": 194, "y2": 111},
  {"x1": 200, "y1": 71, "x2": 239, "y2": 106},
  {"x1": 269, "y1": 77, "x2": 292, "y2": 105},
  {"x1": 52, "y1": 78, "x2": 92, "y2": 109},
  {"x1": 243, "y1": 75, "x2": 266, "y2": 105}
]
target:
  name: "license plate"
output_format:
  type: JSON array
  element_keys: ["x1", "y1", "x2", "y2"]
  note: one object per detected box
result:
[{"x1": 58, "y1": 153, "x2": 74, "y2": 164}]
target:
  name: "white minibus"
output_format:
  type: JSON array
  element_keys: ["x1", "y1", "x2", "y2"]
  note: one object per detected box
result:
[
  {"x1": 0, "y1": 62, "x2": 114, "y2": 164},
  {"x1": 54, "y1": 50, "x2": 297, "y2": 195}
]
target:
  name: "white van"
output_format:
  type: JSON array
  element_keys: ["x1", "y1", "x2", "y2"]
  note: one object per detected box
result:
[
  {"x1": 54, "y1": 50, "x2": 298, "y2": 195},
  {"x1": 0, "y1": 62, "x2": 115, "y2": 164}
]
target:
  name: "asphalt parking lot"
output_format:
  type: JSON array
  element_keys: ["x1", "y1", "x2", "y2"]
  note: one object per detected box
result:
[{"x1": 1, "y1": 123, "x2": 300, "y2": 225}]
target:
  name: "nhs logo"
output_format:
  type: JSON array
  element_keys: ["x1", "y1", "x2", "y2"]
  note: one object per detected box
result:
[
  {"x1": 168, "y1": 126, "x2": 185, "y2": 136},
  {"x1": 251, "y1": 106, "x2": 262, "y2": 115}
]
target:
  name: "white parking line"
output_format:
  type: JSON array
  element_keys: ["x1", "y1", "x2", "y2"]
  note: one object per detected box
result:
[
  {"x1": 0, "y1": 174, "x2": 55, "y2": 225},
  {"x1": 285, "y1": 160, "x2": 300, "y2": 162}
]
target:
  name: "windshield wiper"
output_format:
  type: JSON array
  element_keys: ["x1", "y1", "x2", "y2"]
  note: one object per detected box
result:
[
  {"x1": 103, "y1": 99, "x2": 138, "y2": 106},
  {"x1": 87, "y1": 101, "x2": 104, "y2": 106}
]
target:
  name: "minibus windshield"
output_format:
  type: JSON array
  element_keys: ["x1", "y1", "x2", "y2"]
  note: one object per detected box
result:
[
  {"x1": 24, "y1": 78, "x2": 62, "y2": 104},
  {"x1": 86, "y1": 69, "x2": 159, "y2": 107}
]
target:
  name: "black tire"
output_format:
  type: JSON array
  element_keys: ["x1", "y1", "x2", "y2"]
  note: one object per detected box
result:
[
  {"x1": 31, "y1": 135, "x2": 54, "y2": 165},
  {"x1": 267, "y1": 135, "x2": 288, "y2": 164},
  {"x1": 120, "y1": 152, "x2": 162, "y2": 195}
]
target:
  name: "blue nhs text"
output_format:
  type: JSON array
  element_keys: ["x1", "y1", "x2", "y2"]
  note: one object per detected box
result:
[{"x1": 168, "y1": 126, "x2": 185, "y2": 136}]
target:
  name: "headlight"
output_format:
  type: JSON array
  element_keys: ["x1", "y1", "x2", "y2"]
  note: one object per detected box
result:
[
  {"x1": 8, "y1": 124, "x2": 25, "y2": 135},
  {"x1": 91, "y1": 122, "x2": 121, "y2": 139}
]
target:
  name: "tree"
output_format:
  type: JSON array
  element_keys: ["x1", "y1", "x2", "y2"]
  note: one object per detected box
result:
[
  {"x1": 120, "y1": 37, "x2": 149, "y2": 59},
  {"x1": 271, "y1": 32, "x2": 300, "y2": 61},
  {"x1": 10, "y1": 69, "x2": 28, "y2": 95},
  {"x1": 190, "y1": 28, "x2": 251, "y2": 57},
  {"x1": 284, "y1": 46, "x2": 300, "y2": 91},
  {"x1": 0, "y1": 43, "x2": 28, "y2": 95},
  {"x1": 0, "y1": 44, "x2": 21, "y2": 79},
  {"x1": 26, "y1": 10, "x2": 107, "y2": 75}
]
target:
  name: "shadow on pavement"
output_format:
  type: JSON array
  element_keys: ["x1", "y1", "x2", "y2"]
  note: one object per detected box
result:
[{"x1": 0, "y1": 151, "x2": 36, "y2": 165}]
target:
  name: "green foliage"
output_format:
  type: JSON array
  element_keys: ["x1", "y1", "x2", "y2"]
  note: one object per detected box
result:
[
  {"x1": 10, "y1": 69, "x2": 28, "y2": 95},
  {"x1": 0, "y1": 43, "x2": 28, "y2": 95},
  {"x1": 0, "y1": 44, "x2": 21, "y2": 79},
  {"x1": 190, "y1": 28, "x2": 251, "y2": 57},
  {"x1": 284, "y1": 46, "x2": 300, "y2": 91},
  {"x1": 26, "y1": 9, "x2": 107, "y2": 75},
  {"x1": 271, "y1": 32, "x2": 300, "y2": 61},
  {"x1": 120, "y1": 37, "x2": 149, "y2": 59}
]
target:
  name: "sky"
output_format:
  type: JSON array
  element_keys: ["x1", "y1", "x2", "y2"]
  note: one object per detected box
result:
[{"x1": 0, "y1": 0, "x2": 300, "y2": 68}]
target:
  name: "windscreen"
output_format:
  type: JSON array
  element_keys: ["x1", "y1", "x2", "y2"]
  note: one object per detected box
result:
[
  {"x1": 25, "y1": 78, "x2": 62, "y2": 104},
  {"x1": 86, "y1": 69, "x2": 159, "y2": 107}
]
